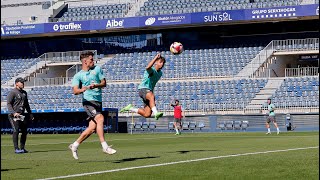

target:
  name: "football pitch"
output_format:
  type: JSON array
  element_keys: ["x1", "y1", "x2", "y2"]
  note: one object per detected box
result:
[{"x1": 1, "y1": 132, "x2": 319, "y2": 180}]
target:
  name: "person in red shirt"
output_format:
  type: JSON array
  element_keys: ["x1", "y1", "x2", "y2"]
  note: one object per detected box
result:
[{"x1": 170, "y1": 100, "x2": 185, "y2": 135}]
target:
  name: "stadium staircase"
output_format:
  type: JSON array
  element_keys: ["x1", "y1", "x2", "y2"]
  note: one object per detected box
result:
[
  {"x1": 236, "y1": 41, "x2": 274, "y2": 78},
  {"x1": 125, "y1": 0, "x2": 148, "y2": 17},
  {"x1": 4, "y1": 60, "x2": 49, "y2": 87},
  {"x1": 49, "y1": 1, "x2": 67, "y2": 12},
  {"x1": 245, "y1": 77, "x2": 285, "y2": 112}
]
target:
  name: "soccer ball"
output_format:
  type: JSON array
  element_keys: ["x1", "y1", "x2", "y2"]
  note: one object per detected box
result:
[{"x1": 170, "y1": 42, "x2": 184, "y2": 55}]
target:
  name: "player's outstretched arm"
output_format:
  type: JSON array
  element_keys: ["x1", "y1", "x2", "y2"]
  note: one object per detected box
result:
[{"x1": 146, "y1": 53, "x2": 161, "y2": 70}]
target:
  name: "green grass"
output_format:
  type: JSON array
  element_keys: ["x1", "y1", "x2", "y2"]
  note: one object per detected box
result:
[{"x1": 1, "y1": 132, "x2": 319, "y2": 180}]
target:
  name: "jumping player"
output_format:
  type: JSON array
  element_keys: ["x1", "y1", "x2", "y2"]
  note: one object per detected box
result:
[{"x1": 120, "y1": 53, "x2": 165, "y2": 120}]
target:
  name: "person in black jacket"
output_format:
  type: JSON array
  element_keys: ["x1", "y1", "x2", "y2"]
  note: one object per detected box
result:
[{"x1": 7, "y1": 77, "x2": 34, "y2": 154}]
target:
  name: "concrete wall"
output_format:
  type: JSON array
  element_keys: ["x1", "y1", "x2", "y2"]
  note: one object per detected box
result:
[
  {"x1": 36, "y1": 65, "x2": 71, "y2": 78},
  {"x1": 268, "y1": 55, "x2": 299, "y2": 77},
  {"x1": 267, "y1": 54, "x2": 318, "y2": 77}
]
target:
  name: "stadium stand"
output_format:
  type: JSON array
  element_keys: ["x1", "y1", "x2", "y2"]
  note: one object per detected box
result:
[
  {"x1": 1, "y1": 0, "x2": 54, "y2": 25},
  {"x1": 136, "y1": 0, "x2": 301, "y2": 16},
  {"x1": 58, "y1": 2, "x2": 131, "y2": 22},
  {"x1": 1, "y1": 58, "x2": 41, "y2": 84},
  {"x1": 271, "y1": 76, "x2": 319, "y2": 108},
  {"x1": 1, "y1": 38, "x2": 318, "y2": 115},
  {"x1": 102, "y1": 46, "x2": 263, "y2": 81}
]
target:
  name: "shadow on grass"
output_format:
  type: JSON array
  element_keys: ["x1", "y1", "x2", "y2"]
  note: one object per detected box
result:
[
  {"x1": 169, "y1": 150, "x2": 218, "y2": 154},
  {"x1": 78, "y1": 156, "x2": 160, "y2": 164},
  {"x1": 28, "y1": 149, "x2": 66, "y2": 153},
  {"x1": 1, "y1": 167, "x2": 31, "y2": 171},
  {"x1": 113, "y1": 156, "x2": 160, "y2": 163}
]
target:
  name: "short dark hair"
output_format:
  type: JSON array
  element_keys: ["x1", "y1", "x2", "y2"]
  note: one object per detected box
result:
[
  {"x1": 15, "y1": 77, "x2": 25, "y2": 83},
  {"x1": 175, "y1": 99, "x2": 179, "y2": 103},
  {"x1": 158, "y1": 56, "x2": 166, "y2": 64},
  {"x1": 80, "y1": 51, "x2": 94, "y2": 61}
]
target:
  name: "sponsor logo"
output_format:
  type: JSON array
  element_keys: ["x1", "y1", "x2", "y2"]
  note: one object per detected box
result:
[
  {"x1": 252, "y1": 8, "x2": 296, "y2": 15},
  {"x1": 158, "y1": 15, "x2": 185, "y2": 21},
  {"x1": 156, "y1": 15, "x2": 186, "y2": 24},
  {"x1": 106, "y1": 19, "x2": 124, "y2": 28},
  {"x1": 1, "y1": 25, "x2": 36, "y2": 35},
  {"x1": 251, "y1": 7, "x2": 297, "y2": 19},
  {"x1": 145, "y1": 17, "x2": 156, "y2": 25},
  {"x1": 204, "y1": 12, "x2": 232, "y2": 22},
  {"x1": 53, "y1": 23, "x2": 82, "y2": 31}
]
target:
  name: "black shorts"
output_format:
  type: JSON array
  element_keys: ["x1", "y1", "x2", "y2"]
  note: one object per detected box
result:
[
  {"x1": 83, "y1": 101, "x2": 102, "y2": 120},
  {"x1": 138, "y1": 88, "x2": 154, "y2": 106},
  {"x1": 174, "y1": 118, "x2": 182, "y2": 123},
  {"x1": 266, "y1": 116, "x2": 276, "y2": 123}
]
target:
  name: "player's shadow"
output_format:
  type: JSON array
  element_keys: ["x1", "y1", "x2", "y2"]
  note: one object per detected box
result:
[
  {"x1": 170, "y1": 150, "x2": 218, "y2": 154},
  {"x1": 1, "y1": 167, "x2": 31, "y2": 171},
  {"x1": 113, "y1": 156, "x2": 160, "y2": 164},
  {"x1": 78, "y1": 156, "x2": 160, "y2": 164},
  {"x1": 28, "y1": 149, "x2": 66, "y2": 153}
]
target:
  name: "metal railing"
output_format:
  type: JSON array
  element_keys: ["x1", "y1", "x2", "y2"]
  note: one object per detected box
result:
[
  {"x1": 244, "y1": 38, "x2": 319, "y2": 78},
  {"x1": 0, "y1": 50, "x2": 97, "y2": 86},
  {"x1": 237, "y1": 41, "x2": 274, "y2": 78},
  {"x1": 285, "y1": 67, "x2": 319, "y2": 77},
  {"x1": 24, "y1": 77, "x2": 73, "y2": 86},
  {"x1": 66, "y1": 64, "x2": 81, "y2": 83},
  {"x1": 43, "y1": 50, "x2": 97, "y2": 64},
  {"x1": 244, "y1": 101, "x2": 319, "y2": 114},
  {"x1": 250, "y1": 68, "x2": 271, "y2": 79},
  {"x1": 272, "y1": 38, "x2": 319, "y2": 52},
  {"x1": 66, "y1": 0, "x2": 134, "y2": 7}
]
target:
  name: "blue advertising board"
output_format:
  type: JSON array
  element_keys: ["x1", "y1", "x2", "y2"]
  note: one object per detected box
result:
[
  {"x1": 245, "y1": 6, "x2": 298, "y2": 20},
  {"x1": 139, "y1": 13, "x2": 191, "y2": 27},
  {"x1": 1, "y1": 4, "x2": 318, "y2": 37},
  {"x1": 90, "y1": 17, "x2": 139, "y2": 30},
  {"x1": 191, "y1": 10, "x2": 245, "y2": 24},
  {"x1": 1, "y1": 24, "x2": 44, "y2": 36},
  {"x1": 44, "y1": 20, "x2": 91, "y2": 33},
  {"x1": 297, "y1": 4, "x2": 319, "y2": 16},
  {"x1": 244, "y1": 4, "x2": 318, "y2": 20}
]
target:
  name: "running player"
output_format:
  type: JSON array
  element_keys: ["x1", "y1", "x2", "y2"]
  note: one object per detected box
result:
[{"x1": 68, "y1": 51, "x2": 116, "y2": 160}]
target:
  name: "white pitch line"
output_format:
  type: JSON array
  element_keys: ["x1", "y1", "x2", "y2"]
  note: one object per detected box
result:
[{"x1": 36, "y1": 146, "x2": 319, "y2": 180}]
